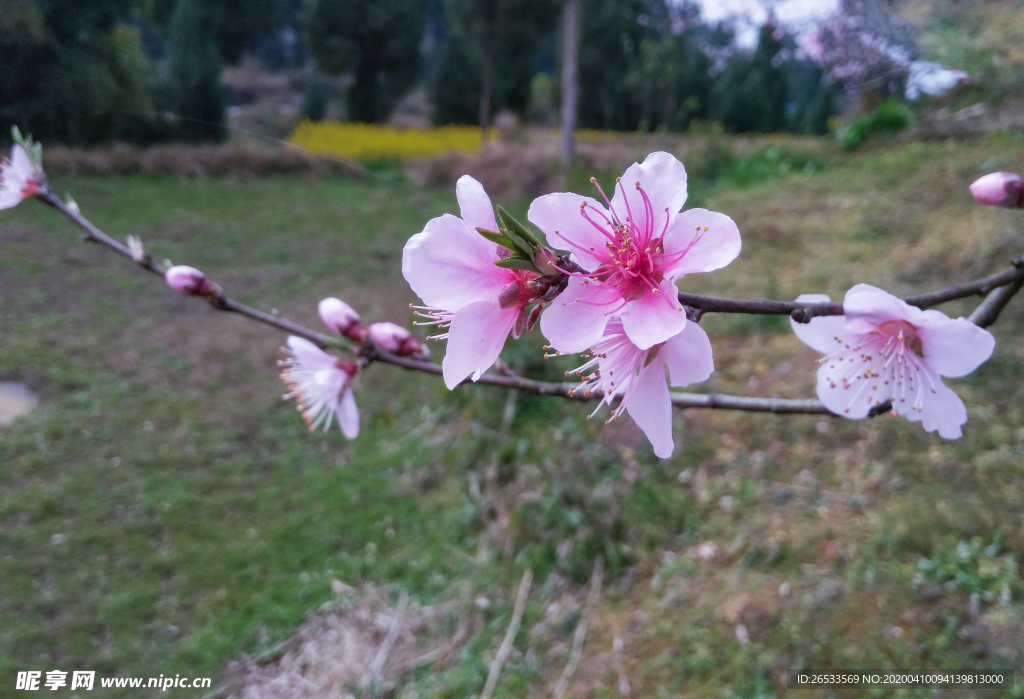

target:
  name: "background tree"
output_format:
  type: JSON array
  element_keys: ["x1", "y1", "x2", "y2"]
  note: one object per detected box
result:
[
  {"x1": 156, "y1": 0, "x2": 225, "y2": 141},
  {"x1": 308, "y1": 0, "x2": 429, "y2": 124},
  {"x1": 150, "y1": 0, "x2": 290, "y2": 65},
  {"x1": 712, "y1": 22, "x2": 788, "y2": 133},
  {"x1": 430, "y1": 0, "x2": 561, "y2": 126},
  {"x1": 0, "y1": 0, "x2": 153, "y2": 144}
]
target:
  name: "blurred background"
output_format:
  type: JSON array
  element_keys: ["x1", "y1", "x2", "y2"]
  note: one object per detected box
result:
[{"x1": 3, "y1": 0, "x2": 1024, "y2": 697}]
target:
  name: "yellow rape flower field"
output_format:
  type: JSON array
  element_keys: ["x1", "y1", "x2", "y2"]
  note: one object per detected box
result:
[{"x1": 288, "y1": 120, "x2": 497, "y2": 161}]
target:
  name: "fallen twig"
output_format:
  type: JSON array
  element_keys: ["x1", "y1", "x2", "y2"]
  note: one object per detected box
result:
[
  {"x1": 480, "y1": 569, "x2": 533, "y2": 699},
  {"x1": 553, "y1": 556, "x2": 604, "y2": 698}
]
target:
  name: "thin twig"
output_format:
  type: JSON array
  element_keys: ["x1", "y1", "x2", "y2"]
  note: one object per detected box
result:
[
  {"x1": 359, "y1": 590, "x2": 409, "y2": 689},
  {"x1": 969, "y1": 277, "x2": 1024, "y2": 328},
  {"x1": 553, "y1": 556, "x2": 604, "y2": 699},
  {"x1": 480, "y1": 569, "x2": 533, "y2": 699}
]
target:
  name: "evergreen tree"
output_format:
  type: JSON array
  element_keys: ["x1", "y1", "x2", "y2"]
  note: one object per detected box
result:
[
  {"x1": 0, "y1": 0, "x2": 154, "y2": 144},
  {"x1": 160, "y1": 0, "x2": 225, "y2": 141},
  {"x1": 308, "y1": 0, "x2": 428, "y2": 124},
  {"x1": 712, "y1": 22, "x2": 787, "y2": 133},
  {"x1": 151, "y1": 0, "x2": 290, "y2": 65}
]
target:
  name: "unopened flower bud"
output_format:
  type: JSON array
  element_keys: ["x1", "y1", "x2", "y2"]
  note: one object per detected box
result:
[
  {"x1": 319, "y1": 297, "x2": 366, "y2": 341},
  {"x1": 165, "y1": 265, "x2": 222, "y2": 297},
  {"x1": 534, "y1": 246, "x2": 560, "y2": 276},
  {"x1": 336, "y1": 359, "x2": 360, "y2": 377},
  {"x1": 368, "y1": 322, "x2": 426, "y2": 357},
  {"x1": 969, "y1": 172, "x2": 1024, "y2": 208}
]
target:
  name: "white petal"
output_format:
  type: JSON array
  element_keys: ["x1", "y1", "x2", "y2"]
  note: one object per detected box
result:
[
  {"x1": 624, "y1": 356, "x2": 675, "y2": 458},
  {"x1": 789, "y1": 294, "x2": 851, "y2": 355},
  {"x1": 539, "y1": 279, "x2": 618, "y2": 353},
  {"x1": 815, "y1": 343, "x2": 894, "y2": 419},
  {"x1": 442, "y1": 300, "x2": 516, "y2": 389},
  {"x1": 402, "y1": 213, "x2": 509, "y2": 311},
  {"x1": 456, "y1": 175, "x2": 498, "y2": 232},
  {"x1": 662, "y1": 208, "x2": 741, "y2": 278},
  {"x1": 527, "y1": 192, "x2": 612, "y2": 270},
  {"x1": 905, "y1": 379, "x2": 967, "y2": 439},
  {"x1": 916, "y1": 312, "x2": 995, "y2": 378},
  {"x1": 660, "y1": 322, "x2": 714, "y2": 387},
  {"x1": 286, "y1": 336, "x2": 336, "y2": 371},
  {"x1": 843, "y1": 284, "x2": 926, "y2": 326},
  {"x1": 11, "y1": 144, "x2": 33, "y2": 178},
  {"x1": 609, "y1": 152, "x2": 688, "y2": 246},
  {"x1": 338, "y1": 388, "x2": 360, "y2": 439},
  {"x1": 620, "y1": 278, "x2": 688, "y2": 350}
]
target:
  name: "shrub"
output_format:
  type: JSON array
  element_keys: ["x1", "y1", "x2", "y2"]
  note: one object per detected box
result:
[{"x1": 841, "y1": 98, "x2": 914, "y2": 150}]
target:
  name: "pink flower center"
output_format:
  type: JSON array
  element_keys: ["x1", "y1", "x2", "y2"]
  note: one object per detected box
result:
[
  {"x1": 877, "y1": 320, "x2": 924, "y2": 357},
  {"x1": 21, "y1": 180, "x2": 38, "y2": 198}
]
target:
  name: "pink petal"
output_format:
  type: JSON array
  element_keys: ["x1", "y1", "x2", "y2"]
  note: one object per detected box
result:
[
  {"x1": 403, "y1": 213, "x2": 509, "y2": 310},
  {"x1": 789, "y1": 293, "x2": 849, "y2": 354},
  {"x1": 815, "y1": 350, "x2": 892, "y2": 419},
  {"x1": 620, "y1": 278, "x2": 688, "y2": 350},
  {"x1": 624, "y1": 356, "x2": 675, "y2": 458},
  {"x1": 456, "y1": 175, "x2": 499, "y2": 232},
  {"x1": 660, "y1": 322, "x2": 714, "y2": 387},
  {"x1": 609, "y1": 152, "x2": 688, "y2": 241},
  {"x1": 662, "y1": 209, "x2": 742, "y2": 278},
  {"x1": 527, "y1": 192, "x2": 611, "y2": 269},
  {"x1": 905, "y1": 380, "x2": 967, "y2": 439},
  {"x1": 338, "y1": 388, "x2": 360, "y2": 439},
  {"x1": 286, "y1": 336, "x2": 336, "y2": 371},
  {"x1": 539, "y1": 278, "x2": 618, "y2": 353},
  {"x1": 442, "y1": 300, "x2": 517, "y2": 389},
  {"x1": 843, "y1": 284, "x2": 926, "y2": 326},
  {"x1": 916, "y1": 311, "x2": 995, "y2": 378}
]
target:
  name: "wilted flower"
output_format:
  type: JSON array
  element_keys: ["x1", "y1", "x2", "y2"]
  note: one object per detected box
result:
[
  {"x1": 164, "y1": 265, "x2": 222, "y2": 297},
  {"x1": 403, "y1": 175, "x2": 541, "y2": 389},
  {"x1": 0, "y1": 144, "x2": 42, "y2": 211},
  {"x1": 529, "y1": 151, "x2": 741, "y2": 352},
  {"x1": 319, "y1": 297, "x2": 367, "y2": 342},
  {"x1": 368, "y1": 321, "x2": 426, "y2": 357},
  {"x1": 564, "y1": 317, "x2": 714, "y2": 458},
  {"x1": 279, "y1": 336, "x2": 359, "y2": 437},
  {"x1": 969, "y1": 172, "x2": 1024, "y2": 209},
  {"x1": 791, "y1": 284, "x2": 995, "y2": 439}
]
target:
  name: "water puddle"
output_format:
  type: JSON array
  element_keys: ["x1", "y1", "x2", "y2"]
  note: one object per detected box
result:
[{"x1": 0, "y1": 383, "x2": 39, "y2": 425}]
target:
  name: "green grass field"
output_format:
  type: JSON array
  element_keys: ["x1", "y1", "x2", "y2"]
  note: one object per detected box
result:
[{"x1": 2, "y1": 134, "x2": 1024, "y2": 697}]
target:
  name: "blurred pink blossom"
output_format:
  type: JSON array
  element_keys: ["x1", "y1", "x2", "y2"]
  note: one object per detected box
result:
[
  {"x1": 164, "y1": 265, "x2": 222, "y2": 297},
  {"x1": 319, "y1": 297, "x2": 367, "y2": 342},
  {"x1": 0, "y1": 144, "x2": 41, "y2": 210},
  {"x1": 279, "y1": 336, "x2": 359, "y2": 437},
  {"x1": 969, "y1": 172, "x2": 1024, "y2": 208},
  {"x1": 791, "y1": 285, "x2": 995, "y2": 439},
  {"x1": 368, "y1": 322, "x2": 426, "y2": 357}
]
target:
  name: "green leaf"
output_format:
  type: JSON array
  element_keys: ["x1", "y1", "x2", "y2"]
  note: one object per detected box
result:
[{"x1": 494, "y1": 257, "x2": 539, "y2": 272}]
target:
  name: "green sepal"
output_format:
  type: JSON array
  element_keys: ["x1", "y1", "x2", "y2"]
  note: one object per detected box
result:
[
  {"x1": 496, "y1": 206, "x2": 543, "y2": 256},
  {"x1": 493, "y1": 257, "x2": 539, "y2": 272},
  {"x1": 475, "y1": 227, "x2": 516, "y2": 251}
]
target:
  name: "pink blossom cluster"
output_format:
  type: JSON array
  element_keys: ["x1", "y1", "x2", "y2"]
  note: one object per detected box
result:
[
  {"x1": 404, "y1": 153, "x2": 740, "y2": 458},
  {"x1": 399, "y1": 155, "x2": 1003, "y2": 455}
]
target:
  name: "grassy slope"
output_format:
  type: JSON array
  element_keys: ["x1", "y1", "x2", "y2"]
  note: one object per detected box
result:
[{"x1": 1, "y1": 134, "x2": 1023, "y2": 697}]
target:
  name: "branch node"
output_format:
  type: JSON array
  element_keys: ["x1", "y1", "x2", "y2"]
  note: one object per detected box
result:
[
  {"x1": 867, "y1": 400, "x2": 892, "y2": 418},
  {"x1": 790, "y1": 308, "x2": 810, "y2": 324}
]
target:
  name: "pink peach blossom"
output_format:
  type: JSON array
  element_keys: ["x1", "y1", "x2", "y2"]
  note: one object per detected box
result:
[
  {"x1": 403, "y1": 175, "x2": 539, "y2": 389},
  {"x1": 165, "y1": 265, "x2": 222, "y2": 297},
  {"x1": 791, "y1": 284, "x2": 995, "y2": 439},
  {"x1": 529, "y1": 151, "x2": 741, "y2": 352},
  {"x1": 319, "y1": 297, "x2": 367, "y2": 342},
  {"x1": 0, "y1": 144, "x2": 41, "y2": 210},
  {"x1": 566, "y1": 317, "x2": 714, "y2": 458},
  {"x1": 368, "y1": 322, "x2": 426, "y2": 357},
  {"x1": 279, "y1": 336, "x2": 359, "y2": 437},
  {"x1": 969, "y1": 172, "x2": 1023, "y2": 208}
]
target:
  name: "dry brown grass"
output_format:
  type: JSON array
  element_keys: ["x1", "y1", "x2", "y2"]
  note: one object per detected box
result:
[{"x1": 44, "y1": 143, "x2": 363, "y2": 179}]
